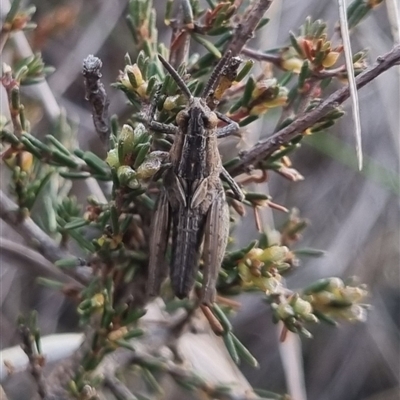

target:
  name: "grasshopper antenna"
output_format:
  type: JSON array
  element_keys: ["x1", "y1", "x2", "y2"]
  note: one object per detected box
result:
[
  {"x1": 201, "y1": 50, "x2": 232, "y2": 99},
  {"x1": 158, "y1": 55, "x2": 192, "y2": 99}
]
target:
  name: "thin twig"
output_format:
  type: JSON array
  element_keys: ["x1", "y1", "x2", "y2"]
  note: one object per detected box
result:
[
  {"x1": 0, "y1": 1, "x2": 13, "y2": 55},
  {"x1": 0, "y1": 237, "x2": 84, "y2": 288},
  {"x1": 0, "y1": 189, "x2": 88, "y2": 284},
  {"x1": 83, "y1": 55, "x2": 110, "y2": 148},
  {"x1": 1, "y1": 65, "x2": 23, "y2": 137},
  {"x1": 241, "y1": 46, "x2": 282, "y2": 67},
  {"x1": 229, "y1": 44, "x2": 400, "y2": 176},
  {"x1": 168, "y1": 1, "x2": 191, "y2": 68},
  {"x1": 242, "y1": 46, "x2": 346, "y2": 78},
  {"x1": 0, "y1": 190, "x2": 67, "y2": 262},
  {"x1": 227, "y1": 0, "x2": 274, "y2": 57},
  {"x1": 19, "y1": 324, "x2": 47, "y2": 399},
  {"x1": 297, "y1": 79, "x2": 320, "y2": 115},
  {"x1": 0, "y1": 27, "x2": 10, "y2": 54}
]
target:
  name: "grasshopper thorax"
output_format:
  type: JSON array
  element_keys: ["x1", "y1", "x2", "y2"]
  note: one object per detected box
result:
[{"x1": 176, "y1": 98, "x2": 218, "y2": 136}]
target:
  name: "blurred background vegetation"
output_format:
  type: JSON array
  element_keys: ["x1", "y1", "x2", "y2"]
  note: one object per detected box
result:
[{"x1": 0, "y1": 1, "x2": 399, "y2": 399}]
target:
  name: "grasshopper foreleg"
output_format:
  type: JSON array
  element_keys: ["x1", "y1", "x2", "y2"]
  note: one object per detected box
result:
[{"x1": 140, "y1": 84, "x2": 180, "y2": 135}]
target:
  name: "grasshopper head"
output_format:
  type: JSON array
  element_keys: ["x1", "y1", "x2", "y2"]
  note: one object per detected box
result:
[
  {"x1": 176, "y1": 98, "x2": 219, "y2": 134},
  {"x1": 158, "y1": 52, "x2": 232, "y2": 133}
]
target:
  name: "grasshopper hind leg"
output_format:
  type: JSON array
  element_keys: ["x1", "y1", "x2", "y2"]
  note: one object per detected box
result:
[
  {"x1": 147, "y1": 189, "x2": 171, "y2": 298},
  {"x1": 201, "y1": 188, "x2": 230, "y2": 304}
]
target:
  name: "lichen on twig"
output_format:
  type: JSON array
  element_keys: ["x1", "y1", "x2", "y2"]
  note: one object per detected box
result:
[{"x1": 83, "y1": 55, "x2": 111, "y2": 148}]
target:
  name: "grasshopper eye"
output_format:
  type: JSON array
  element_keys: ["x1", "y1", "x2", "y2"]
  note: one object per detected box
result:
[
  {"x1": 176, "y1": 110, "x2": 189, "y2": 126},
  {"x1": 202, "y1": 112, "x2": 218, "y2": 129}
]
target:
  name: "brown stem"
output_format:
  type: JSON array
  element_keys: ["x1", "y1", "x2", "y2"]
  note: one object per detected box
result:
[
  {"x1": 297, "y1": 79, "x2": 321, "y2": 115},
  {"x1": 168, "y1": 2, "x2": 191, "y2": 69},
  {"x1": 19, "y1": 324, "x2": 47, "y2": 399},
  {"x1": 1, "y1": 66, "x2": 23, "y2": 137},
  {"x1": 227, "y1": 0, "x2": 274, "y2": 57},
  {"x1": 242, "y1": 46, "x2": 347, "y2": 78},
  {"x1": 83, "y1": 55, "x2": 110, "y2": 149},
  {"x1": 0, "y1": 27, "x2": 10, "y2": 54},
  {"x1": 228, "y1": 44, "x2": 400, "y2": 176},
  {"x1": 0, "y1": 2, "x2": 13, "y2": 55},
  {"x1": 242, "y1": 46, "x2": 282, "y2": 66}
]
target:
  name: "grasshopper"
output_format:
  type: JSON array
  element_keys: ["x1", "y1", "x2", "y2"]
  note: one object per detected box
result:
[{"x1": 145, "y1": 51, "x2": 244, "y2": 304}]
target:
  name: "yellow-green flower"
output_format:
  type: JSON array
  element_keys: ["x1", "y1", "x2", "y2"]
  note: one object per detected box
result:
[
  {"x1": 281, "y1": 56, "x2": 303, "y2": 73},
  {"x1": 249, "y1": 80, "x2": 288, "y2": 116},
  {"x1": 120, "y1": 64, "x2": 148, "y2": 98},
  {"x1": 259, "y1": 245, "x2": 290, "y2": 264},
  {"x1": 91, "y1": 293, "x2": 104, "y2": 308},
  {"x1": 136, "y1": 151, "x2": 167, "y2": 179}
]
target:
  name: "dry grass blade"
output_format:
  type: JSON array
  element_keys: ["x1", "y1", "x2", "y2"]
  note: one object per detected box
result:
[
  {"x1": 338, "y1": 0, "x2": 363, "y2": 170},
  {"x1": 277, "y1": 326, "x2": 307, "y2": 400},
  {"x1": 386, "y1": 0, "x2": 400, "y2": 125},
  {"x1": 386, "y1": 0, "x2": 400, "y2": 45}
]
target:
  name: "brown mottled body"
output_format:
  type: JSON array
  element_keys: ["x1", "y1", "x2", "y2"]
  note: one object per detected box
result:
[{"x1": 147, "y1": 55, "x2": 243, "y2": 304}]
